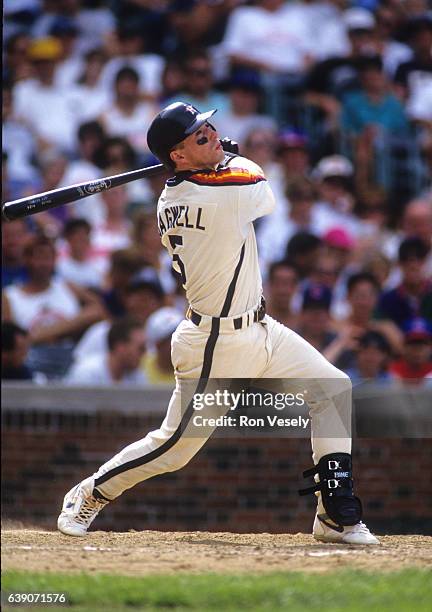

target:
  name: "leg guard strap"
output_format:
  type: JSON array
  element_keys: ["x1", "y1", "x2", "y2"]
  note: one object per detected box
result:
[{"x1": 298, "y1": 452, "x2": 363, "y2": 526}]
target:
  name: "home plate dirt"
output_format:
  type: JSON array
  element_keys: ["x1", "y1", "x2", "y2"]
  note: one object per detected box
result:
[{"x1": 2, "y1": 530, "x2": 432, "y2": 575}]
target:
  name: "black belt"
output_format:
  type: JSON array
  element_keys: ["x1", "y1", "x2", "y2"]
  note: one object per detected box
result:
[{"x1": 189, "y1": 297, "x2": 266, "y2": 330}]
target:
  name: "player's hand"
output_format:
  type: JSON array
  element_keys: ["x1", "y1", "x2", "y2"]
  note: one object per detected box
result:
[{"x1": 220, "y1": 138, "x2": 239, "y2": 154}]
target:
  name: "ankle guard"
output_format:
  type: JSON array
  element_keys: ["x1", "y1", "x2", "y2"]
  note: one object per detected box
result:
[{"x1": 298, "y1": 452, "x2": 362, "y2": 526}]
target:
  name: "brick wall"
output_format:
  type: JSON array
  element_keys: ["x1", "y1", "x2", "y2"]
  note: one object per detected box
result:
[{"x1": 2, "y1": 397, "x2": 431, "y2": 535}]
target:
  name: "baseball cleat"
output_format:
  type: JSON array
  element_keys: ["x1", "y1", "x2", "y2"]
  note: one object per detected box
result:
[
  {"x1": 313, "y1": 513, "x2": 380, "y2": 545},
  {"x1": 57, "y1": 477, "x2": 109, "y2": 537}
]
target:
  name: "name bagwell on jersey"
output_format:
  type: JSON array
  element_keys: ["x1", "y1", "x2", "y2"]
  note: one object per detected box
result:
[{"x1": 157, "y1": 166, "x2": 266, "y2": 237}]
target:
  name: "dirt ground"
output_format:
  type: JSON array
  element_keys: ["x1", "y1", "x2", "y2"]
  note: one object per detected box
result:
[{"x1": 2, "y1": 528, "x2": 432, "y2": 575}]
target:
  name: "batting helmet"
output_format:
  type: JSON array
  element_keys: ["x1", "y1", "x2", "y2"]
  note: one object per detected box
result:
[{"x1": 147, "y1": 102, "x2": 217, "y2": 169}]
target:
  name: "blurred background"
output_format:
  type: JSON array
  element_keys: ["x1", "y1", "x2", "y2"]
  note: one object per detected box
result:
[{"x1": 2, "y1": 0, "x2": 432, "y2": 534}]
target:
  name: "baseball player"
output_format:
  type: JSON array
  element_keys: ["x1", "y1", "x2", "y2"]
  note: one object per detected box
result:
[{"x1": 58, "y1": 102, "x2": 379, "y2": 545}]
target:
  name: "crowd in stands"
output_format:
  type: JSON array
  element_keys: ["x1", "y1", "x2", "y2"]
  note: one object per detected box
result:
[{"x1": 2, "y1": 0, "x2": 432, "y2": 386}]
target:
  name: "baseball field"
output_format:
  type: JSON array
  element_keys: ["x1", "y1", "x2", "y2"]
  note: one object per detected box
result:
[{"x1": 2, "y1": 527, "x2": 431, "y2": 611}]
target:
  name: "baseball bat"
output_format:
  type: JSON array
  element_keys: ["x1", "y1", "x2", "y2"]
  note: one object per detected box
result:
[{"x1": 2, "y1": 163, "x2": 166, "y2": 222}]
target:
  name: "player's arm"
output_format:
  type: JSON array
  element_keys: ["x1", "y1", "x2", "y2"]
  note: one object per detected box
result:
[{"x1": 226, "y1": 157, "x2": 276, "y2": 221}]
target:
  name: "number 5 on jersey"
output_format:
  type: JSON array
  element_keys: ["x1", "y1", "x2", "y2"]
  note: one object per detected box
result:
[{"x1": 169, "y1": 235, "x2": 187, "y2": 285}]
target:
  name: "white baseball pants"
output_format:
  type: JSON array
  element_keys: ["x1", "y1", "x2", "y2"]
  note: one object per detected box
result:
[{"x1": 92, "y1": 315, "x2": 351, "y2": 501}]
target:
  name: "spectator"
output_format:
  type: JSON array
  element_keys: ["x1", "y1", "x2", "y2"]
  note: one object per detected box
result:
[
  {"x1": 1, "y1": 321, "x2": 42, "y2": 381},
  {"x1": 326, "y1": 271, "x2": 403, "y2": 368},
  {"x1": 130, "y1": 211, "x2": 176, "y2": 296},
  {"x1": 3, "y1": 80, "x2": 40, "y2": 190},
  {"x1": 59, "y1": 120, "x2": 107, "y2": 225},
  {"x1": 74, "y1": 0, "x2": 116, "y2": 55},
  {"x1": 94, "y1": 135, "x2": 152, "y2": 204},
  {"x1": 297, "y1": 0, "x2": 349, "y2": 62},
  {"x1": 341, "y1": 55, "x2": 410, "y2": 137},
  {"x1": 2, "y1": 219, "x2": 31, "y2": 288},
  {"x1": 99, "y1": 66, "x2": 158, "y2": 156},
  {"x1": 258, "y1": 128, "x2": 310, "y2": 225},
  {"x1": 100, "y1": 249, "x2": 148, "y2": 318},
  {"x1": 100, "y1": 22, "x2": 164, "y2": 99},
  {"x1": 377, "y1": 237, "x2": 432, "y2": 329},
  {"x1": 73, "y1": 277, "x2": 165, "y2": 364},
  {"x1": 277, "y1": 130, "x2": 311, "y2": 184},
  {"x1": 13, "y1": 36, "x2": 79, "y2": 152},
  {"x1": 128, "y1": 154, "x2": 171, "y2": 215},
  {"x1": 345, "y1": 330, "x2": 393, "y2": 384},
  {"x1": 258, "y1": 176, "x2": 319, "y2": 269},
  {"x1": 165, "y1": 0, "x2": 233, "y2": 57},
  {"x1": 29, "y1": 148, "x2": 70, "y2": 236},
  {"x1": 165, "y1": 49, "x2": 229, "y2": 114},
  {"x1": 374, "y1": 3, "x2": 413, "y2": 77},
  {"x1": 92, "y1": 186, "x2": 132, "y2": 260},
  {"x1": 143, "y1": 306, "x2": 184, "y2": 386},
  {"x1": 316, "y1": 228, "x2": 358, "y2": 320},
  {"x1": 56, "y1": 218, "x2": 107, "y2": 289},
  {"x1": 382, "y1": 198, "x2": 432, "y2": 268},
  {"x1": 60, "y1": 48, "x2": 110, "y2": 124},
  {"x1": 285, "y1": 232, "x2": 322, "y2": 280},
  {"x1": 2, "y1": 234, "x2": 104, "y2": 346},
  {"x1": 4, "y1": 32, "x2": 33, "y2": 83},
  {"x1": 222, "y1": 0, "x2": 313, "y2": 77},
  {"x1": 159, "y1": 58, "x2": 185, "y2": 103},
  {"x1": 216, "y1": 73, "x2": 276, "y2": 147},
  {"x1": 390, "y1": 318, "x2": 432, "y2": 383},
  {"x1": 65, "y1": 317, "x2": 147, "y2": 386},
  {"x1": 312, "y1": 155, "x2": 364, "y2": 238},
  {"x1": 241, "y1": 127, "x2": 283, "y2": 208},
  {"x1": 265, "y1": 260, "x2": 299, "y2": 329},
  {"x1": 305, "y1": 8, "x2": 379, "y2": 124},
  {"x1": 394, "y1": 16, "x2": 432, "y2": 107},
  {"x1": 32, "y1": 0, "x2": 82, "y2": 40},
  {"x1": 49, "y1": 16, "x2": 81, "y2": 83},
  {"x1": 296, "y1": 283, "x2": 337, "y2": 352}
]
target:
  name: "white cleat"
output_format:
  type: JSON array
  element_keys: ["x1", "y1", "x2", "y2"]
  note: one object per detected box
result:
[
  {"x1": 313, "y1": 513, "x2": 380, "y2": 545},
  {"x1": 57, "y1": 477, "x2": 109, "y2": 537}
]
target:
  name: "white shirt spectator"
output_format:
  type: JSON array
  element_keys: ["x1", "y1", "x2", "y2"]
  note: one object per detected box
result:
[
  {"x1": 406, "y1": 79, "x2": 432, "y2": 121},
  {"x1": 382, "y1": 41, "x2": 412, "y2": 78},
  {"x1": 257, "y1": 202, "x2": 322, "y2": 269},
  {"x1": 75, "y1": 7, "x2": 116, "y2": 54},
  {"x1": 64, "y1": 83, "x2": 111, "y2": 126},
  {"x1": 4, "y1": 278, "x2": 81, "y2": 334},
  {"x1": 91, "y1": 223, "x2": 131, "y2": 259},
  {"x1": 222, "y1": 3, "x2": 314, "y2": 74},
  {"x1": 13, "y1": 79, "x2": 79, "y2": 152},
  {"x1": 216, "y1": 112, "x2": 277, "y2": 147},
  {"x1": 2, "y1": 119, "x2": 39, "y2": 182},
  {"x1": 314, "y1": 201, "x2": 366, "y2": 239},
  {"x1": 99, "y1": 101, "x2": 157, "y2": 154},
  {"x1": 297, "y1": 1, "x2": 350, "y2": 61},
  {"x1": 73, "y1": 320, "x2": 110, "y2": 363},
  {"x1": 100, "y1": 55, "x2": 165, "y2": 98},
  {"x1": 56, "y1": 255, "x2": 107, "y2": 289},
  {"x1": 65, "y1": 352, "x2": 147, "y2": 386},
  {"x1": 59, "y1": 159, "x2": 106, "y2": 226}
]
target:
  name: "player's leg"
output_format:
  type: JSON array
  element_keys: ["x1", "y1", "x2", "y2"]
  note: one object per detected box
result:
[
  {"x1": 57, "y1": 382, "x2": 214, "y2": 536},
  {"x1": 261, "y1": 316, "x2": 379, "y2": 544},
  {"x1": 57, "y1": 320, "x2": 268, "y2": 536}
]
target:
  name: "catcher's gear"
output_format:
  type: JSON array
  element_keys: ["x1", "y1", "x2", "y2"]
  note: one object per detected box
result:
[
  {"x1": 299, "y1": 452, "x2": 363, "y2": 526},
  {"x1": 147, "y1": 102, "x2": 217, "y2": 169},
  {"x1": 220, "y1": 137, "x2": 239, "y2": 155}
]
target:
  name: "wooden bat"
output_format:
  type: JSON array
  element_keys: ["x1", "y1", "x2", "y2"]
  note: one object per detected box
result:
[{"x1": 2, "y1": 163, "x2": 166, "y2": 222}]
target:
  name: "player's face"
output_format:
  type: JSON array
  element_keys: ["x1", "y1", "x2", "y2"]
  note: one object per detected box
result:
[{"x1": 171, "y1": 122, "x2": 224, "y2": 171}]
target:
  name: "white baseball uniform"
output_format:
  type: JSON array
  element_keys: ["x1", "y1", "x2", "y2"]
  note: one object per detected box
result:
[{"x1": 91, "y1": 154, "x2": 351, "y2": 503}]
